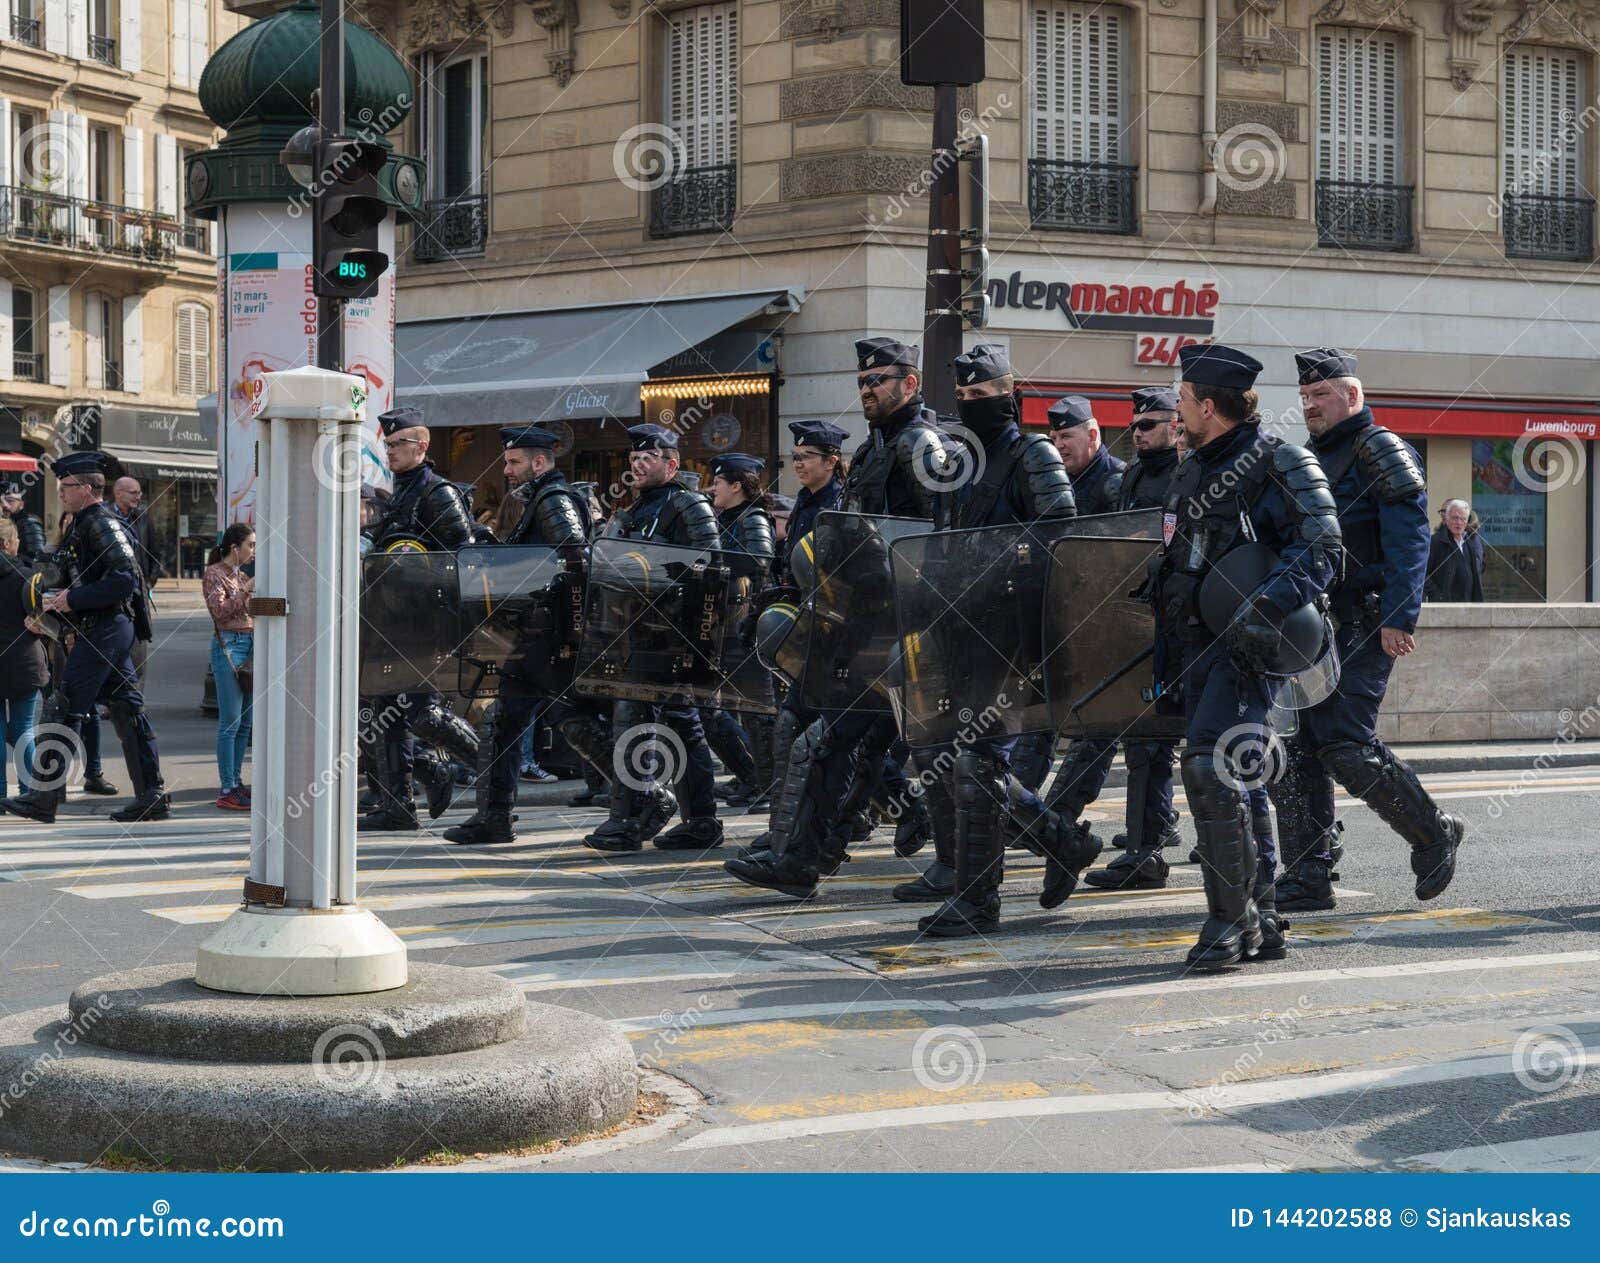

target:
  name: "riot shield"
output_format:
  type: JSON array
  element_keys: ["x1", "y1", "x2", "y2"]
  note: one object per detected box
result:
[
  {"x1": 359, "y1": 551, "x2": 462, "y2": 696},
  {"x1": 889, "y1": 518, "x2": 1085, "y2": 750},
  {"x1": 572, "y1": 538, "x2": 745, "y2": 708},
  {"x1": 453, "y1": 544, "x2": 567, "y2": 697},
  {"x1": 713, "y1": 550, "x2": 781, "y2": 716},
  {"x1": 1043, "y1": 511, "x2": 1186, "y2": 741},
  {"x1": 798, "y1": 512, "x2": 931, "y2": 714}
]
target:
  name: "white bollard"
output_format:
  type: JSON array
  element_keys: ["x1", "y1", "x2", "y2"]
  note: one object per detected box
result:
[{"x1": 195, "y1": 366, "x2": 407, "y2": 996}]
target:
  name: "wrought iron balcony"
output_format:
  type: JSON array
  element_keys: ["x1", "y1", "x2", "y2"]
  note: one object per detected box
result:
[
  {"x1": 9, "y1": 12, "x2": 41, "y2": 46},
  {"x1": 1315, "y1": 180, "x2": 1414, "y2": 252},
  {"x1": 0, "y1": 185, "x2": 178, "y2": 265},
  {"x1": 87, "y1": 32, "x2": 114, "y2": 63},
  {"x1": 411, "y1": 194, "x2": 488, "y2": 263},
  {"x1": 1503, "y1": 193, "x2": 1595, "y2": 263},
  {"x1": 649, "y1": 163, "x2": 736, "y2": 239},
  {"x1": 1028, "y1": 159, "x2": 1139, "y2": 235},
  {"x1": 12, "y1": 352, "x2": 42, "y2": 382}
]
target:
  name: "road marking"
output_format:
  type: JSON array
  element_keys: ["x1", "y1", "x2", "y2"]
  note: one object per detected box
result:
[
  {"x1": 397, "y1": 912, "x2": 754, "y2": 950},
  {"x1": 59, "y1": 866, "x2": 574, "y2": 900},
  {"x1": 148, "y1": 886, "x2": 654, "y2": 924},
  {"x1": 730, "y1": 1079, "x2": 1063, "y2": 1122},
  {"x1": 634, "y1": 1010, "x2": 940, "y2": 1066},
  {"x1": 491, "y1": 947, "x2": 863, "y2": 992},
  {"x1": 616, "y1": 949, "x2": 1600, "y2": 1029},
  {"x1": 675, "y1": 1040, "x2": 1594, "y2": 1151},
  {"x1": 1396, "y1": 1130, "x2": 1600, "y2": 1173},
  {"x1": 855, "y1": 902, "x2": 1482, "y2": 972}
]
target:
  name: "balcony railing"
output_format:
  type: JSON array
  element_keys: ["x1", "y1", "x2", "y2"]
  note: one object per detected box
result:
[
  {"x1": 181, "y1": 219, "x2": 211, "y2": 253},
  {"x1": 411, "y1": 194, "x2": 488, "y2": 263},
  {"x1": 87, "y1": 32, "x2": 115, "y2": 64},
  {"x1": 9, "y1": 12, "x2": 41, "y2": 46},
  {"x1": 649, "y1": 164, "x2": 736, "y2": 239},
  {"x1": 1028, "y1": 159, "x2": 1139, "y2": 235},
  {"x1": 1503, "y1": 193, "x2": 1596, "y2": 263},
  {"x1": 13, "y1": 352, "x2": 42, "y2": 382},
  {"x1": 1315, "y1": 179, "x2": 1414, "y2": 252},
  {"x1": 0, "y1": 185, "x2": 178, "y2": 264}
]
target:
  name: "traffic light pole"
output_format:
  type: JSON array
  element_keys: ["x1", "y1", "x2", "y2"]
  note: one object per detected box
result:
[
  {"x1": 317, "y1": 0, "x2": 345, "y2": 371},
  {"x1": 921, "y1": 83, "x2": 962, "y2": 415}
]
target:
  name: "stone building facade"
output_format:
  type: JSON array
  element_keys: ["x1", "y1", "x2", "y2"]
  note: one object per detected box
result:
[{"x1": 368, "y1": 0, "x2": 1600, "y2": 601}]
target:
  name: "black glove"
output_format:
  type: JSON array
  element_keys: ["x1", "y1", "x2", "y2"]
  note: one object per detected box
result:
[{"x1": 1224, "y1": 596, "x2": 1283, "y2": 669}]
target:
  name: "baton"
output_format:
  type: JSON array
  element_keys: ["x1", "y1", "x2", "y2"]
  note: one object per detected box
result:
[{"x1": 1066, "y1": 644, "x2": 1154, "y2": 716}]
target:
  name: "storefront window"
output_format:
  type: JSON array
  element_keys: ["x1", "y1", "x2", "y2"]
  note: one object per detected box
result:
[{"x1": 1470, "y1": 438, "x2": 1547, "y2": 601}]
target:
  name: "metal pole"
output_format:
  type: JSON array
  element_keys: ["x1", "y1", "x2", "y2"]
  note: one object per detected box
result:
[
  {"x1": 922, "y1": 82, "x2": 963, "y2": 415},
  {"x1": 316, "y1": 0, "x2": 345, "y2": 371}
]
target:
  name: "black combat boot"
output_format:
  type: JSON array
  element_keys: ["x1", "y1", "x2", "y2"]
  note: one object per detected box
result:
[
  {"x1": 1323, "y1": 741, "x2": 1464, "y2": 901},
  {"x1": 444, "y1": 808, "x2": 516, "y2": 845},
  {"x1": 415, "y1": 751, "x2": 456, "y2": 820},
  {"x1": 724, "y1": 719, "x2": 824, "y2": 898},
  {"x1": 1253, "y1": 857, "x2": 1288, "y2": 961},
  {"x1": 655, "y1": 816, "x2": 724, "y2": 851},
  {"x1": 892, "y1": 793, "x2": 932, "y2": 857},
  {"x1": 893, "y1": 760, "x2": 955, "y2": 902},
  {"x1": 919, "y1": 754, "x2": 1005, "y2": 938},
  {"x1": 1001, "y1": 775, "x2": 1101, "y2": 908},
  {"x1": 1183, "y1": 753, "x2": 1261, "y2": 971},
  {"x1": 584, "y1": 784, "x2": 677, "y2": 853},
  {"x1": 110, "y1": 789, "x2": 171, "y2": 823}
]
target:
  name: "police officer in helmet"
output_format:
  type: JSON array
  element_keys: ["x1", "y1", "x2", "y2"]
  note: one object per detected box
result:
[
  {"x1": 1270, "y1": 348, "x2": 1464, "y2": 911},
  {"x1": 445, "y1": 425, "x2": 591, "y2": 846},
  {"x1": 1157, "y1": 344, "x2": 1340, "y2": 970},
  {"x1": 4, "y1": 452, "x2": 168, "y2": 823}
]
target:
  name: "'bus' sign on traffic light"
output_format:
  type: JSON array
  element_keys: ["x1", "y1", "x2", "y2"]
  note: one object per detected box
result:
[{"x1": 312, "y1": 137, "x2": 391, "y2": 300}]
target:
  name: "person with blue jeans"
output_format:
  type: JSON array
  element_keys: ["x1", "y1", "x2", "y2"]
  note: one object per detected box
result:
[
  {"x1": 203, "y1": 524, "x2": 256, "y2": 810},
  {"x1": 0, "y1": 517, "x2": 48, "y2": 802}
]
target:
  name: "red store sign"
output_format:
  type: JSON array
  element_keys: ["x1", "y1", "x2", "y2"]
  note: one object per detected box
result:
[{"x1": 1367, "y1": 396, "x2": 1600, "y2": 440}]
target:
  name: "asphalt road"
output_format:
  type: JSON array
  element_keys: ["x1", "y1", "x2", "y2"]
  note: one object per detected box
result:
[{"x1": 1, "y1": 614, "x2": 1598, "y2": 1172}]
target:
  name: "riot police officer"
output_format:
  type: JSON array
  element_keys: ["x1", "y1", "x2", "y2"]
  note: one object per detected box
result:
[
  {"x1": 702, "y1": 453, "x2": 777, "y2": 808},
  {"x1": 1049, "y1": 395, "x2": 1125, "y2": 514},
  {"x1": 1, "y1": 482, "x2": 46, "y2": 567},
  {"x1": 726, "y1": 337, "x2": 949, "y2": 899},
  {"x1": 1081, "y1": 386, "x2": 1186, "y2": 891},
  {"x1": 359, "y1": 407, "x2": 480, "y2": 832},
  {"x1": 4, "y1": 452, "x2": 168, "y2": 823},
  {"x1": 571, "y1": 424, "x2": 724, "y2": 853},
  {"x1": 916, "y1": 344, "x2": 1077, "y2": 936},
  {"x1": 1155, "y1": 344, "x2": 1340, "y2": 969},
  {"x1": 1270, "y1": 348, "x2": 1464, "y2": 911},
  {"x1": 445, "y1": 425, "x2": 591, "y2": 846}
]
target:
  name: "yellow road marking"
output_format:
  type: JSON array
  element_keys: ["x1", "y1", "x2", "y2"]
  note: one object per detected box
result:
[
  {"x1": 729, "y1": 1079, "x2": 1081, "y2": 1123},
  {"x1": 631, "y1": 1010, "x2": 935, "y2": 1064}
]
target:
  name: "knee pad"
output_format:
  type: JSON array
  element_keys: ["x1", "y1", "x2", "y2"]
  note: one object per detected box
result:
[
  {"x1": 1180, "y1": 751, "x2": 1243, "y2": 820},
  {"x1": 103, "y1": 697, "x2": 142, "y2": 734},
  {"x1": 1321, "y1": 740, "x2": 1385, "y2": 796},
  {"x1": 414, "y1": 702, "x2": 479, "y2": 762}
]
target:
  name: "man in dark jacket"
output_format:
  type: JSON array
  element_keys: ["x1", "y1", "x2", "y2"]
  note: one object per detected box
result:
[
  {"x1": 1, "y1": 483, "x2": 48, "y2": 567},
  {"x1": 1424, "y1": 499, "x2": 1484, "y2": 602}
]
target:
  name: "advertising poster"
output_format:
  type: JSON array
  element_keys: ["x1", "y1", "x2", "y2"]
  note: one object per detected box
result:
[{"x1": 218, "y1": 206, "x2": 395, "y2": 527}]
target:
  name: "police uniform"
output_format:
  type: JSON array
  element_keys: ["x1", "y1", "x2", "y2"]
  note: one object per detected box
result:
[
  {"x1": 1270, "y1": 348, "x2": 1464, "y2": 911},
  {"x1": 1155, "y1": 344, "x2": 1340, "y2": 969},
  {"x1": 1, "y1": 483, "x2": 48, "y2": 567},
  {"x1": 576, "y1": 424, "x2": 725, "y2": 854},
  {"x1": 726, "y1": 338, "x2": 950, "y2": 899},
  {"x1": 3, "y1": 453, "x2": 168, "y2": 824},
  {"x1": 1025, "y1": 386, "x2": 1187, "y2": 894},
  {"x1": 700, "y1": 453, "x2": 777, "y2": 806},
  {"x1": 359, "y1": 407, "x2": 480, "y2": 832},
  {"x1": 444, "y1": 426, "x2": 591, "y2": 846},
  {"x1": 1050, "y1": 395, "x2": 1126, "y2": 516},
  {"x1": 917, "y1": 344, "x2": 1078, "y2": 937}
]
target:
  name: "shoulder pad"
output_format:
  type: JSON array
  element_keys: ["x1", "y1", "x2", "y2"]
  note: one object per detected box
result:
[
  {"x1": 1018, "y1": 433, "x2": 1077, "y2": 518},
  {"x1": 1272, "y1": 444, "x2": 1341, "y2": 548},
  {"x1": 1354, "y1": 425, "x2": 1427, "y2": 504}
]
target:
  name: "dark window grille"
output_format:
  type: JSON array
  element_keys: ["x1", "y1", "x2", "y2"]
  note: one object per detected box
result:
[
  {"x1": 13, "y1": 352, "x2": 43, "y2": 381},
  {"x1": 411, "y1": 194, "x2": 488, "y2": 263},
  {"x1": 648, "y1": 164, "x2": 736, "y2": 239},
  {"x1": 87, "y1": 32, "x2": 115, "y2": 63},
  {"x1": 1503, "y1": 193, "x2": 1595, "y2": 263},
  {"x1": 10, "y1": 13, "x2": 41, "y2": 45},
  {"x1": 1027, "y1": 159, "x2": 1139, "y2": 234},
  {"x1": 1315, "y1": 180, "x2": 1414, "y2": 252}
]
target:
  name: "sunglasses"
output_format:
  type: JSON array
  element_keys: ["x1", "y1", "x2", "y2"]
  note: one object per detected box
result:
[
  {"x1": 382, "y1": 437, "x2": 420, "y2": 449},
  {"x1": 1131, "y1": 418, "x2": 1169, "y2": 432},
  {"x1": 858, "y1": 372, "x2": 906, "y2": 389}
]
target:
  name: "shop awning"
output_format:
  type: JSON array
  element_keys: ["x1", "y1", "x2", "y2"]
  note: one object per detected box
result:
[
  {"x1": 393, "y1": 287, "x2": 804, "y2": 427},
  {"x1": 1368, "y1": 395, "x2": 1600, "y2": 440},
  {"x1": 0, "y1": 453, "x2": 38, "y2": 473},
  {"x1": 1021, "y1": 388, "x2": 1136, "y2": 429},
  {"x1": 106, "y1": 447, "x2": 218, "y2": 478}
]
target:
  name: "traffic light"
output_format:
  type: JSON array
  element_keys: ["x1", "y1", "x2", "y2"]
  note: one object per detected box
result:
[{"x1": 312, "y1": 136, "x2": 390, "y2": 300}]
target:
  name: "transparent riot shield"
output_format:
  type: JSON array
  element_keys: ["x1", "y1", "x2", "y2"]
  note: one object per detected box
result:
[
  {"x1": 714, "y1": 550, "x2": 781, "y2": 716},
  {"x1": 889, "y1": 518, "x2": 1086, "y2": 750},
  {"x1": 359, "y1": 550, "x2": 462, "y2": 695},
  {"x1": 572, "y1": 538, "x2": 744, "y2": 707},
  {"x1": 453, "y1": 544, "x2": 567, "y2": 697},
  {"x1": 798, "y1": 512, "x2": 931, "y2": 714},
  {"x1": 1043, "y1": 513, "x2": 1186, "y2": 741}
]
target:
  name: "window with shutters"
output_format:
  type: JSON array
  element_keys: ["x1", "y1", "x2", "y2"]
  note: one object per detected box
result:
[
  {"x1": 1502, "y1": 46, "x2": 1595, "y2": 261},
  {"x1": 412, "y1": 49, "x2": 489, "y2": 262},
  {"x1": 651, "y1": 2, "x2": 738, "y2": 238},
  {"x1": 12, "y1": 287, "x2": 41, "y2": 381},
  {"x1": 88, "y1": 0, "x2": 116, "y2": 63},
  {"x1": 11, "y1": 0, "x2": 42, "y2": 48},
  {"x1": 174, "y1": 302, "x2": 211, "y2": 397},
  {"x1": 1027, "y1": 3, "x2": 1136, "y2": 234},
  {"x1": 1314, "y1": 27, "x2": 1413, "y2": 251}
]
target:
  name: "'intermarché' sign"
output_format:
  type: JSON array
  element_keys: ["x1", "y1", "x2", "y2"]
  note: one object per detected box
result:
[{"x1": 985, "y1": 269, "x2": 1220, "y2": 337}]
